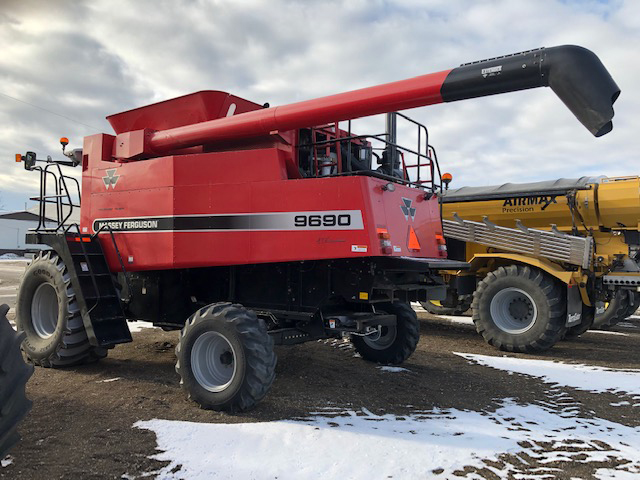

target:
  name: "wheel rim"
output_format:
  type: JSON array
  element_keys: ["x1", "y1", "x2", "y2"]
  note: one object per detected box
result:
[
  {"x1": 362, "y1": 325, "x2": 397, "y2": 350},
  {"x1": 191, "y1": 331, "x2": 237, "y2": 392},
  {"x1": 31, "y1": 283, "x2": 59, "y2": 339},
  {"x1": 489, "y1": 287, "x2": 538, "y2": 334}
]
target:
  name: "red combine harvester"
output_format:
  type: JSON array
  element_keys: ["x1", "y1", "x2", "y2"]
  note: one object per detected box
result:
[{"x1": 15, "y1": 46, "x2": 618, "y2": 411}]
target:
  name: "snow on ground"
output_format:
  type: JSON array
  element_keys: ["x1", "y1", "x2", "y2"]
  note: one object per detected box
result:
[
  {"x1": 588, "y1": 330, "x2": 629, "y2": 336},
  {"x1": 128, "y1": 321, "x2": 156, "y2": 333},
  {"x1": 377, "y1": 366, "x2": 411, "y2": 373},
  {"x1": 455, "y1": 352, "x2": 640, "y2": 402},
  {"x1": 0, "y1": 254, "x2": 29, "y2": 262},
  {"x1": 7, "y1": 318, "x2": 156, "y2": 333},
  {"x1": 136, "y1": 398, "x2": 640, "y2": 480},
  {"x1": 435, "y1": 315, "x2": 474, "y2": 326},
  {"x1": 617, "y1": 320, "x2": 639, "y2": 329},
  {"x1": 96, "y1": 377, "x2": 122, "y2": 383}
]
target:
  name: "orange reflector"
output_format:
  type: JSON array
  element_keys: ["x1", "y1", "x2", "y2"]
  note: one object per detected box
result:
[
  {"x1": 15, "y1": 154, "x2": 21, "y2": 162},
  {"x1": 408, "y1": 226, "x2": 421, "y2": 251},
  {"x1": 67, "y1": 236, "x2": 91, "y2": 243}
]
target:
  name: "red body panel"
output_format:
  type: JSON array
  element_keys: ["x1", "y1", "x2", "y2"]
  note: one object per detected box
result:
[{"x1": 81, "y1": 136, "x2": 442, "y2": 272}]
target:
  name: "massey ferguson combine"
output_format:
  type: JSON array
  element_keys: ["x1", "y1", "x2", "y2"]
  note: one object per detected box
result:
[{"x1": 15, "y1": 45, "x2": 618, "y2": 411}]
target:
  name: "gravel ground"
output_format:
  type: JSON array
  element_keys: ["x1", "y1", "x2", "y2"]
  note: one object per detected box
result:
[{"x1": 1, "y1": 259, "x2": 639, "y2": 479}]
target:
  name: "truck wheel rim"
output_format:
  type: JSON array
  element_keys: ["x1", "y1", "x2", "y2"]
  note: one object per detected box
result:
[
  {"x1": 191, "y1": 331, "x2": 237, "y2": 392},
  {"x1": 489, "y1": 288, "x2": 538, "y2": 334},
  {"x1": 31, "y1": 283, "x2": 59, "y2": 339},
  {"x1": 363, "y1": 325, "x2": 397, "y2": 350}
]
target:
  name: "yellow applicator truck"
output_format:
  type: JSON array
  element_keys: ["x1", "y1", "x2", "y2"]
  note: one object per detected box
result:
[{"x1": 424, "y1": 175, "x2": 640, "y2": 353}]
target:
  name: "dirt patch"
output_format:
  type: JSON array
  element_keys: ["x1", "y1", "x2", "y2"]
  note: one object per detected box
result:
[{"x1": 2, "y1": 313, "x2": 639, "y2": 479}]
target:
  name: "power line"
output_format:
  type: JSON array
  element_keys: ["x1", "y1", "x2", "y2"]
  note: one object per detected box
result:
[{"x1": 0, "y1": 91, "x2": 102, "y2": 130}]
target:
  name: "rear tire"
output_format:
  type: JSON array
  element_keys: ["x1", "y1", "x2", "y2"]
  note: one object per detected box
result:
[
  {"x1": 15, "y1": 251, "x2": 107, "y2": 367},
  {"x1": 420, "y1": 295, "x2": 472, "y2": 316},
  {"x1": 622, "y1": 291, "x2": 640, "y2": 319},
  {"x1": 175, "y1": 303, "x2": 277, "y2": 412},
  {"x1": 563, "y1": 304, "x2": 595, "y2": 339},
  {"x1": 472, "y1": 265, "x2": 565, "y2": 353},
  {"x1": 0, "y1": 304, "x2": 34, "y2": 458},
  {"x1": 351, "y1": 302, "x2": 419, "y2": 364},
  {"x1": 593, "y1": 290, "x2": 629, "y2": 329}
]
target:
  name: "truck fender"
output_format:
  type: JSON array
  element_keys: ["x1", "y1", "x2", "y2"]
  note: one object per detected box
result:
[{"x1": 467, "y1": 253, "x2": 591, "y2": 308}]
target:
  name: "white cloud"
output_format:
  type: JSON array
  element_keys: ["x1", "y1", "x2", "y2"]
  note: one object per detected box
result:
[{"x1": 1, "y1": 0, "x2": 637, "y2": 210}]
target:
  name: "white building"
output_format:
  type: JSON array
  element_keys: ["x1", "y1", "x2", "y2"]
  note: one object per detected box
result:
[{"x1": 0, "y1": 205, "x2": 80, "y2": 254}]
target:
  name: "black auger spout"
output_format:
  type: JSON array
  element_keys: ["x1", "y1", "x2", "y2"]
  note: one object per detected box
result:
[{"x1": 440, "y1": 45, "x2": 620, "y2": 137}]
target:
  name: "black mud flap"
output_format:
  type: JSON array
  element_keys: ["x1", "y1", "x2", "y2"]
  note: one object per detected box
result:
[{"x1": 566, "y1": 284, "x2": 583, "y2": 327}]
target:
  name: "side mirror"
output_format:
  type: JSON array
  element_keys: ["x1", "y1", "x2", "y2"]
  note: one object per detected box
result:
[{"x1": 24, "y1": 152, "x2": 37, "y2": 170}]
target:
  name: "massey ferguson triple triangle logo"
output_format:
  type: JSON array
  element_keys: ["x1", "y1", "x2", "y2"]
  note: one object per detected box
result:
[
  {"x1": 102, "y1": 169, "x2": 120, "y2": 189},
  {"x1": 400, "y1": 198, "x2": 416, "y2": 221}
]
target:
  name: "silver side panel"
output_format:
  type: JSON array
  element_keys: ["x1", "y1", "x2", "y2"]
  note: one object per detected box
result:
[{"x1": 443, "y1": 216, "x2": 593, "y2": 269}]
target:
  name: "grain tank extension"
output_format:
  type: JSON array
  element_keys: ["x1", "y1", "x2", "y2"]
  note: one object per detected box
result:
[{"x1": 15, "y1": 45, "x2": 618, "y2": 411}]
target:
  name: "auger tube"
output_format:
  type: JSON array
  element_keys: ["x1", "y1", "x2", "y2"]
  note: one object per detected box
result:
[{"x1": 115, "y1": 45, "x2": 619, "y2": 160}]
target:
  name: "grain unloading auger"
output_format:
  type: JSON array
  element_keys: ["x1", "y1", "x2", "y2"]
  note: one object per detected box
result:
[
  {"x1": 15, "y1": 45, "x2": 618, "y2": 411},
  {"x1": 113, "y1": 45, "x2": 618, "y2": 162}
]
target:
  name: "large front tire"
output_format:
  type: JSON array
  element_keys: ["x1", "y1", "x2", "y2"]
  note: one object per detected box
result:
[
  {"x1": 0, "y1": 304, "x2": 33, "y2": 458},
  {"x1": 15, "y1": 251, "x2": 107, "y2": 367},
  {"x1": 351, "y1": 302, "x2": 419, "y2": 364},
  {"x1": 472, "y1": 265, "x2": 565, "y2": 353},
  {"x1": 175, "y1": 303, "x2": 277, "y2": 412}
]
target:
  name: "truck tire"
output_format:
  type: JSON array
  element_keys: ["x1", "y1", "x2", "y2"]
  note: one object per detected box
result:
[
  {"x1": 420, "y1": 295, "x2": 472, "y2": 316},
  {"x1": 351, "y1": 302, "x2": 419, "y2": 364},
  {"x1": 0, "y1": 304, "x2": 33, "y2": 459},
  {"x1": 472, "y1": 265, "x2": 565, "y2": 353},
  {"x1": 593, "y1": 290, "x2": 629, "y2": 329},
  {"x1": 563, "y1": 304, "x2": 595, "y2": 339},
  {"x1": 15, "y1": 251, "x2": 108, "y2": 367},
  {"x1": 175, "y1": 303, "x2": 276, "y2": 412}
]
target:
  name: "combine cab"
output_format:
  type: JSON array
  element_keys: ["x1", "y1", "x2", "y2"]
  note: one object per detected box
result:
[{"x1": 15, "y1": 45, "x2": 618, "y2": 410}]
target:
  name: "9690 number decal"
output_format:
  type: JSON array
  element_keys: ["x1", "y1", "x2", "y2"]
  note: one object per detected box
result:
[{"x1": 294, "y1": 214, "x2": 352, "y2": 228}]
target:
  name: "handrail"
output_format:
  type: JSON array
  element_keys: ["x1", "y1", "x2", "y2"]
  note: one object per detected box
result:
[{"x1": 92, "y1": 224, "x2": 132, "y2": 303}]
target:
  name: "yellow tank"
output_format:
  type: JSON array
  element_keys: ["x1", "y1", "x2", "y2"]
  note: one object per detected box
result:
[{"x1": 442, "y1": 176, "x2": 640, "y2": 270}]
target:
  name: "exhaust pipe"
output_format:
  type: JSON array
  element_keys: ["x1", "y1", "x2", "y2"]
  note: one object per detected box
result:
[
  {"x1": 113, "y1": 45, "x2": 619, "y2": 160},
  {"x1": 441, "y1": 45, "x2": 620, "y2": 137}
]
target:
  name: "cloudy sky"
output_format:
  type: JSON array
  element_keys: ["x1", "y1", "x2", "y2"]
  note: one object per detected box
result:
[{"x1": 0, "y1": 0, "x2": 637, "y2": 212}]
